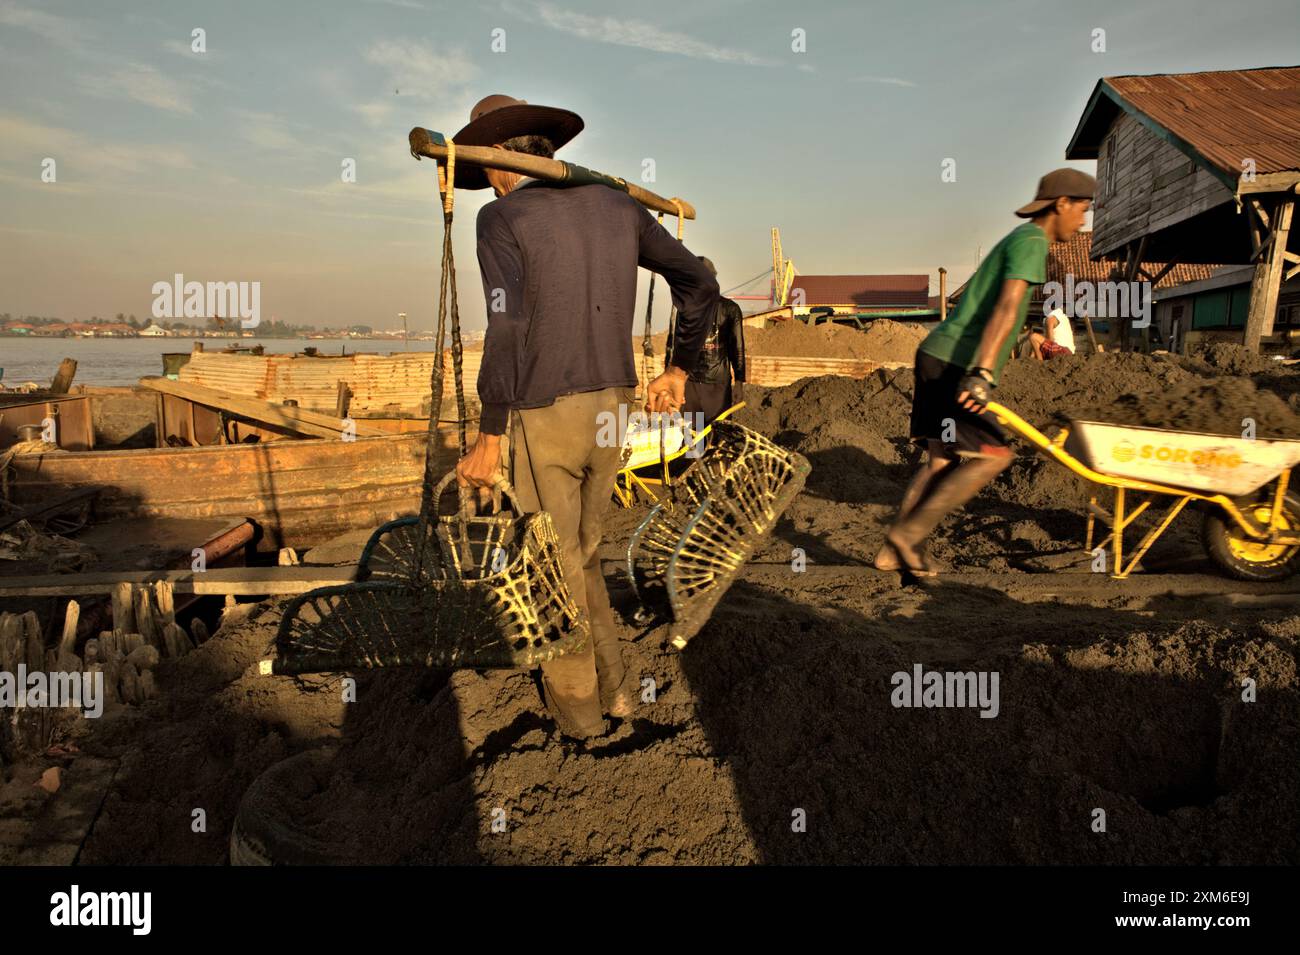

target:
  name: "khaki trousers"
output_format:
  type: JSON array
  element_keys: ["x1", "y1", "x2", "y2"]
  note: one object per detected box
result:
[{"x1": 509, "y1": 386, "x2": 633, "y2": 737}]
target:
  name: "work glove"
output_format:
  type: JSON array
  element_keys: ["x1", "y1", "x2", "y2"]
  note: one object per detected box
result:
[{"x1": 957, "y1": 368, "x2": 995, "y2": 412}]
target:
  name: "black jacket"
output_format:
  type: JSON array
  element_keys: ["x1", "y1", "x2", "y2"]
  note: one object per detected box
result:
[
  {"x1": 667, "y1": 297, "x2": 746, "y2": 387},
  {"x1": 476, "y1": 181, "x2": 719, "y2": 435}
]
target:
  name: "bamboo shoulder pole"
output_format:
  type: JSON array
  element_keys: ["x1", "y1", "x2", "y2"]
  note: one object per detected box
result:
[{"x1": 408, "y1": 127, "x2": 695, "y2": 220}]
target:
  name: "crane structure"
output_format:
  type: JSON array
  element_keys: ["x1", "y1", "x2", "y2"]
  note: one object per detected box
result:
[{"x1": 770, "y1": 227, "x2": 797, "y2": 307}]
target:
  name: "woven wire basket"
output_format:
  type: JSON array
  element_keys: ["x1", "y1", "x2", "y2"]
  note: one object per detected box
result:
[
  {"x1": 626, "y1": 421, "x2": 810, "y2": 649},
  {"x1": 273, "y1": 474, "x2": 589, "y2": 674}
]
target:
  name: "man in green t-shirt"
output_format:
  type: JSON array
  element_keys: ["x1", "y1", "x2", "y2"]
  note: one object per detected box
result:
[{"x1": 875, "y1": 168, "x2": 1095, "y2": 577}]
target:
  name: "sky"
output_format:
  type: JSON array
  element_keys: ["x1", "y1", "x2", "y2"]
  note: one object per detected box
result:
[{"x1": 1, "y1": 0, "x2": 1297, "y2": 334}]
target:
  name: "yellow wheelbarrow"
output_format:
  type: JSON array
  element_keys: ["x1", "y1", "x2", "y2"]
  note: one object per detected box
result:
[
  {"x1": 984, "y1": 400, "x2": 1300, "y2": 581},
  {"x1": 613, "y1": 402, "x2": 746, "y2": 507}
]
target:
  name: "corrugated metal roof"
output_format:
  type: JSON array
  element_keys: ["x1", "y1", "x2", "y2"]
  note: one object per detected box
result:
[
  {"x1": 789, "y1": 274, "x2": 929, "y2": 307},
  {"x1": 1067, "y1": 66, "x2": 1300, "y2": 182}
]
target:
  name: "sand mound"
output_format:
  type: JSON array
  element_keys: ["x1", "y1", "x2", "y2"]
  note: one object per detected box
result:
[
  {"x1": 1186, "y1": 342, "x2": 1287, "y2": 377},
  {"x1": 743, "y1": 319, "x2": 926, "y2": 362},
  {"x1": 54, "y1": 349, "x2": 1300, "y2": 866}
]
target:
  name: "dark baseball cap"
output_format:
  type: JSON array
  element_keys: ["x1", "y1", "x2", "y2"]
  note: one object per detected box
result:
[{"x1": 1015, "y1": 168, "x2": 1097, "y2": 218}]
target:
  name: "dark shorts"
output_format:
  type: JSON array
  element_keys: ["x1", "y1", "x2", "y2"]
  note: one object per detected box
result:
[
  {"x1": 909, "y1": 349, "x2": 1007, "y2": 455},
  {"x1": 683, "y1": 379, "x2": 732, "y2": 425}
]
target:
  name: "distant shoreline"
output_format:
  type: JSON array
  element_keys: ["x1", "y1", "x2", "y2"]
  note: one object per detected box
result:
[{"x1": 0, "y1": 334, "x2": 451, "y2": 342}]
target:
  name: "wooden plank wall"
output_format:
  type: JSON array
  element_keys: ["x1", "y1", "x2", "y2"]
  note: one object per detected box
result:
[
  {"x1": 1092, "y1": 112, "x2": 1234, "y2": 259},
  {"x1": 180, "y1": 351, "x2": 896, "y2": 415}
]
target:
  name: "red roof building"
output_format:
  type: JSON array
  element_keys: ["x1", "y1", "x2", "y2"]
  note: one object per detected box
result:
[{"x1": 788, "y1": 274, "x2": 930, "y2": 309}]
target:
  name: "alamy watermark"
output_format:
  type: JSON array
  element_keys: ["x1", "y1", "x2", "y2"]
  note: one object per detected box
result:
[
  {"x1": 1, "y1": 666, "x2": 104, "y2": 718},
  {"x1": 1042, "y1": 275, "x2": 1152, "y2": 329},
  {"x1": 596, "y1": 404, "x2": 709, "y2": 459},
  {"x1": 49, "y1": 885, "x2": 151, "y2": 935},
  {"x1": 890, "y1": 664, "x2": 1000, "y2": 718},
  {"x1": 151, "y1": 272, "x2": 260, "y2": 328}
]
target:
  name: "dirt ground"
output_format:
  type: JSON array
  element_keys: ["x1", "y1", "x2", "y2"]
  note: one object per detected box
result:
[{"x1": 4, "y1": 346, "x2": 1299, "y2": 865}]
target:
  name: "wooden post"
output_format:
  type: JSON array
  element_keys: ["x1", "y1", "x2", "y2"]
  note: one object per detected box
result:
[
  {"x1": 1244, "y1": 198, "x2": 1294, "y2": 353},
  {"x1": 50, "y1": 358, "x2": 78, "y2": 394},
  {"x1": 152, "y1": 580, "x2": 176, "y2": 626},
  {"x1": 0, "y1": 614, "x2": 22, "y2": 674},
  {"x1": 111, "y1": 581, "x2": 136, "y2": 637},
  {"x1": 59, "y1": 600, "x2": 80, "y2": 656},
  {"x1": 22, "y1": 611, "x2": 43, "y2": 671},
  {"x1": 133, "y1": 585, "x2": 161, "y2": 648},
  {"x1": 938, "y1": 268, "x2": 948, "y2": 321}
]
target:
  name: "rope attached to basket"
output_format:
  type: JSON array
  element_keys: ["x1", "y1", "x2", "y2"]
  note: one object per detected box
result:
[
  {"x1": 414, "y1": 140, "x2": 469, "y2": 579},
  {"x1": 640, "y1": 199, "x2": 688, "y2": 395}
]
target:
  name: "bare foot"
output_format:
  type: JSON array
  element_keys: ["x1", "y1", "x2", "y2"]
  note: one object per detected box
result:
[
  {"x1": 873, "y1": 541, "x2": 901, "y2": 571},
  {"x1": 885, "y1": 530, "x2": 939, "y2": 578}
]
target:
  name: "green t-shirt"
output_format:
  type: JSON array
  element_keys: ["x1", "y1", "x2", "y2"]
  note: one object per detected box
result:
[{"x1": 920, "y1": 221, "x2": 1048, "y2": 381}]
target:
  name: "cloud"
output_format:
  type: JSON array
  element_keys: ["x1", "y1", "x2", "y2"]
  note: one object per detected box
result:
[
  {"x1": 0, "y1": 1, "x2": 89, "y2": 53},
  {"x1": 361, "y1": 0, "x2": 427, "y2": 8},
  {"x1": 363, "y1": 39, "x2": 479, "y2": 99},
  {"x1": 354, "y1": 100, "x2": 397, "y2": 128},
  {"x1": 850, "y1": 74, "x2": 916, "y2": 88},
  {"x1": 0, "y1": 113, "x2": 193, "y2": 181},
  {"x1": 230, "y1": 109, "x2": 300, "y2": 151},
  {"x1": 81, "y1": 62, "x2": 193, "y2": 113},
  {"x1": 518, "y1": 2, "x2": 777, "y2": 66}
]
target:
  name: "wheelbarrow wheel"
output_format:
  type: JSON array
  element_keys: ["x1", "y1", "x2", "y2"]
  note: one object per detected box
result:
[{"x1": 1202, "y1": 491, "x2": 1300, "y2": 582}]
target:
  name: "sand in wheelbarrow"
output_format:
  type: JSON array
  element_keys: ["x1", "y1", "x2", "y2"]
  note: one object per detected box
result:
[{"x1": 1081, "y1": 376, "x2": 1300, "y2": 439}]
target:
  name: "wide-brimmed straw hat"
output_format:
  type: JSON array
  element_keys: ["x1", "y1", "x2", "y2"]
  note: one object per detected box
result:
[
  {"x1": 451, "y1": 94, "x2": 584, "y2": 190},
  {"x1": 1014, "y1": 168, "x2": 1097, "y2": 218}
]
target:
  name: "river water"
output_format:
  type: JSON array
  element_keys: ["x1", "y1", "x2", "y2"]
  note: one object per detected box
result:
[{"x1": 0, "y1": 338, "x2": 445, "y2": 387}]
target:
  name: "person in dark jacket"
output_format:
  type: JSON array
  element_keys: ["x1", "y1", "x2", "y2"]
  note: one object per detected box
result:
[
  {"x1": 453, "y1": 95, "x2": 718, "y2": 739},
  {"x1": 665, "y1": 256, "x2": 746, "y2": 424}
]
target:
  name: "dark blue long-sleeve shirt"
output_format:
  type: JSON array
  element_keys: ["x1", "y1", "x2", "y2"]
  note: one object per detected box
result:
[{"x1": 475, "y1": 181, "x2": 719, "y2": 435}]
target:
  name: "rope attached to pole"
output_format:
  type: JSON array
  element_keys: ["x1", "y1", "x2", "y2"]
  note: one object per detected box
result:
[
  {"x1": 415, "y1": 140, "x2": 468, "y2": 578},
  {"x1": 642, "y1": 199, "x2": 688, "y2": 395},
  {"x1": 639, "y1": 211, "x2": 666, "y2": 398}
]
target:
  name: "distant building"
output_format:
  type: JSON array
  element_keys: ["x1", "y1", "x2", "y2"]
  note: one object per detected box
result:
[
  {"x1": 139, "y1": 323, "x2": 170, "y2": 337},
  {"x1": 92, "y1": 323, "x2": 137, "y2": 337},
  {"x1": 1155, "y1": 266, "x2": 1300, "y2": 355},
  {"x1": 747, "y1": 274, "x2": 941, "y2": 327}
]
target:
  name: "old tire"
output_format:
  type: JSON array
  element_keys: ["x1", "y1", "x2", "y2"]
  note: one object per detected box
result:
[
  {"x1": 1202, "y1": 492, "x2": 1300, "y2": 582},
  {"x1": 229, "y1": 748, "x2": 353, "y2": 866}
]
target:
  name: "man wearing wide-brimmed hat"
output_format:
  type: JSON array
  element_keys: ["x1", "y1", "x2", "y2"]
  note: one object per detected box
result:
[
  {"x1": 454, "y1": 95, "x2": 719, "y2": 739},
  {"x1": 874, "y1": 167, "x2": 1095, "y2": 578}
]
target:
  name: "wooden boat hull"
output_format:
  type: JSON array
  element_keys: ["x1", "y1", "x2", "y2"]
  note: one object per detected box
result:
[{"x1": 8, "y1": 431, "x2": 460, "y2": 550}]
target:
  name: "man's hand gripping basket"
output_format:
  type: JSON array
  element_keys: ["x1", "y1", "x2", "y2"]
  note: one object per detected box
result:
[
  {"x1": 272, "y1": 474, "x2": 589, "y2": 674},
  {"x1": 626, "y1": 420, "x2": 810, "y2": 649}
]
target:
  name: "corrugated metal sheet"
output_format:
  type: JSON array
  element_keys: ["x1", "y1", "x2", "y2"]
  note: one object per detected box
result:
[{"x1": 1074, "y1": 67, "x2": 1300, "y2": 179}]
